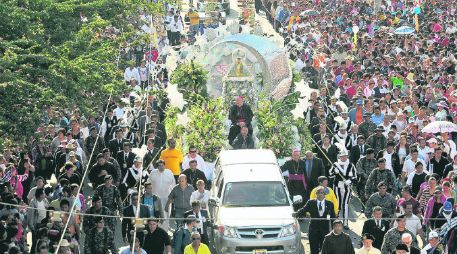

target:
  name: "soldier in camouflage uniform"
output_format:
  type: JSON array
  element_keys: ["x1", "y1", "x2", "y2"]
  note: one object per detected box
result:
[
  {"x1": 84, "y1": 217, "x2": 118, "y2": 254},
  {"x1": 94, "y1": 175, "x2": 124, "y2": 216},
  {"x1": 364, "y1": 182, "x2": 397, "y2": 219},
  {"x1": 366, "y1": 126, "x2": 387, "y2": 155},
  {"x1": 83, "y1": 195, "x2": 115, "y2": 233},
  {"x1": 85, "y1": 126, "x2": 106, "y2": 166},
  {"x1": 365, "y1": 158, "x2": 397, "y2": 198},
  {"x1": 359, "y1": 113, "x2": 377, "y2": 139},
  {"x1": 356, "y1": 148, "x2": 378, "y2": 203},
  {"x1": 381, "y1": 215, "x2": 418, "y2": 254}
]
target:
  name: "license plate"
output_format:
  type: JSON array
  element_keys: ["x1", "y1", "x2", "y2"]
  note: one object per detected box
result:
[{"x1": 253, "y1": 250, "x2": 267, "y2": 254}]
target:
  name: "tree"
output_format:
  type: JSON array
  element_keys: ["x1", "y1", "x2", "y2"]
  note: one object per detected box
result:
[{"x1": 0, "y1": 0, "x2": 164, "y2": 148}]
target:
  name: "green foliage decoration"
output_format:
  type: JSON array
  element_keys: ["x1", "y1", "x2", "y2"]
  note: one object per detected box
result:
[
  {"x1": 255, "y1": 94, "x2": 297, "y2": 158},
  {"x1": 185, "y1": 97, "x2": 226, "y2": 162},
  {"x1": 171, "y1": 60, "x2": 209, "y2": 99}
]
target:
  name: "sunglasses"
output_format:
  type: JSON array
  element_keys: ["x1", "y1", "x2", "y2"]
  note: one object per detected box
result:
[
  {"x1": 192, "y1": 237, "x2": 201, "y2": 240},
  {"x1": 189, "y1": 150, "x2": 197, "y2": 153}
]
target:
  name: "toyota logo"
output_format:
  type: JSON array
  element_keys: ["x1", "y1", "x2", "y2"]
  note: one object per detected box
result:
[{"x1": 254, "y1": 229, "x2": 264, "y2": 239}]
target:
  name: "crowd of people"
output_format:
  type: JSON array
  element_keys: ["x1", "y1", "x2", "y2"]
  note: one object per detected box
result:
[
  {"x1": 0, "y1": 1, "x2": 221, "y2": 254},
  {"x1": 1, "y1": 0, "x2": 457, "y2": 253},
  {"x1": 264, "y1": 0, "x2": 457, "y2": 253}
]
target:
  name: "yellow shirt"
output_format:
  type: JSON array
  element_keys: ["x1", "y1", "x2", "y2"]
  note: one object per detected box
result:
[
  {"x1": 309, "y1": 186, "x2": 339, "y2": 215},
  {"x1": 392, "y1": 17, "x2": 400, "y2": 25},
  {"x1": 160, "y1": 148, "x2": 183, "y2": 175},
  {"x1": 188, "y1": 12, "x2": 200, "y2": 26},
  {"x1": 184, "y1": 243, "x2": 211, "y2": 254}
]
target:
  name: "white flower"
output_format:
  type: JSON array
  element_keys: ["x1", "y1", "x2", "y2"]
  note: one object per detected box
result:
[
  {"x1": 176, "y1": 111, "x2": 191, "y2": 127},
  {"x1": 166, "y1": 83, "x2": 187, "y2": 110},
  {"x1": 290, "y1": 103, "x2": 305, "y2": 120}
]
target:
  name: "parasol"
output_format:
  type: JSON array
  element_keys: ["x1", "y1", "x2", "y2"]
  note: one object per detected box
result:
[
  {"x1": 422, "y1": 121, "x2": 457, "y2": 133},
  {"x1": 300, "y1": 9, "x2": 319, "y2": 16},
  {"x1": 394, "y1": 26, "x2": 415, "y2": 35}
]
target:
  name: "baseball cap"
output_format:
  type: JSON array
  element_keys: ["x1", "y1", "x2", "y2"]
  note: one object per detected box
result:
[
  {"x1": 443, "y1": 201, "x2": 453, "y2": 214},
  {"x1": 428, "y1": 231, "x2": 439, "y2": 239}
]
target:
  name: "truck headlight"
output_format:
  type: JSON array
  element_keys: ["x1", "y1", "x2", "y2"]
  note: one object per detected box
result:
[
  {"x1": 218, "y1": 225, "x2": 238, "y2": 238},
  {"x1": 279, "y1": 223, "x2": 298, "y2": 237}
]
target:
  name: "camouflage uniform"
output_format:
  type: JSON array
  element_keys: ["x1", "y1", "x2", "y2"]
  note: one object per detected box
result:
[
  {"x1": 83, "y1": 205, "x2": 115, "y2": 233},
  {"x1": 95, "y1": 184, "x2": 123, "y2": 214},
  {"x1": 364, "y1": 192, "x2": 397, "y2": 218},
  {"x1": 359, "y1": 121, "x2": 377, "y2": 139},
  {"x1": 356, "y1": 157, "x2": 377, "y2": 202},
  {"x1": 366, "y1": 134, "x2": 387, "y2": 155},
  {"x1": 84, "y1": 226, "x2": 117, "y2": 254},
  {"x1": 381, "y1": 227, "x2": 418, "y2": 254},
  {"x1": 365, "y1": 168, "x2": 397, "y2": 197}
]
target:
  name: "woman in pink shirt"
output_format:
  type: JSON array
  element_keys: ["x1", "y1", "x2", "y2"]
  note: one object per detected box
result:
[
  {"x1": 346, "y1": 80, "x2": 357, "y2": 99},
  {"x1": 432, "y1": 21, "x2": 443, "y2": 33}
]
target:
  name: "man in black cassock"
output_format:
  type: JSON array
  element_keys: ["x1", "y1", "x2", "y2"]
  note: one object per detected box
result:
[
  {"x1": 321, "y1": 220, "x2": 355, "y2": 254},
  {"x1": 228, "y1": 96, "x2": 253, "y2": 145},
  {"x1": 281, "y1": 149, "x2": 307, "y2": 210}
]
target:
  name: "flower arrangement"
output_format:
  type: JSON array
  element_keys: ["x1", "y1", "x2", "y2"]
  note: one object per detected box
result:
[
  {"x1": 255, "y1": 94, "x2": 298, "y2": 158},
  {"x1": 255, "y1": 78, "x2": 313, "y2": 158},
  {"x1": 164, "y1": 106, "x2": 185, "y2": 150},
  {"x1": 185, "y1": 97, "x2": 226, "y2": 162},
  {"x1": 163, "y1": 91, "x2": 226, "y2": 162},
  {"x1": 171, "y1": 60, "x2": 209, "y2": 99}
]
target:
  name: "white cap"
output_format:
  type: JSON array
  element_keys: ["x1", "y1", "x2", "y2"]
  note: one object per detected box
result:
[
  {"x1": 428, "y1": 231, "x2": 439, "y2": 240},
  {"x1": 427, "y1": 138, "x2": 438, "y2": 144}
]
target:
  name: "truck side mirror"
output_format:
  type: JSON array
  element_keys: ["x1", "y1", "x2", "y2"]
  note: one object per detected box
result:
[{"x1": 292, "y1": 195, "x2": 303, "y2": 205}]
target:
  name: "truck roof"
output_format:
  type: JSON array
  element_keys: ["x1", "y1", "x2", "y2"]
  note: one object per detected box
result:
[
  {"x1": 217, "y1": 149, "x2": 278, "y2": 166},
  {"x1": 221, "y1": 163, "x2": 284, "y2": 182}
]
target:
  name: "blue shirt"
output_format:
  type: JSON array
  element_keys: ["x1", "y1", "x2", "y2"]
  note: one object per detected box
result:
[
  {"x1": 371, "y1": 113, "x2": 385, "y2": 126},
  {"x1": 143, "y1": 196, "x2": 154, "y2": 216}
]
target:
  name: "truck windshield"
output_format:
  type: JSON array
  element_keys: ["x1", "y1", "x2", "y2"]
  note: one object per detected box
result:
[{"x1": 222, "y1": 182, "x2": 290, "y2": 207}]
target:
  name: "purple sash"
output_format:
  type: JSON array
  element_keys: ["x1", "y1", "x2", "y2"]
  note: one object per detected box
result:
[{"x1": 288, "y1": 173, "x2": 307, "y2": 189}]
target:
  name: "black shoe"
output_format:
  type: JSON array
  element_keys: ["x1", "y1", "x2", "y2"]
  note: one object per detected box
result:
[{"x1": 343, "y1": 225, "x2": 350, "y2": 230}]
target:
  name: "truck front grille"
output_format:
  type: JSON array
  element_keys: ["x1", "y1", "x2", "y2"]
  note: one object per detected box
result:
[{"x1": 237, "y1": 227, "x2": 282, "y2": 239}]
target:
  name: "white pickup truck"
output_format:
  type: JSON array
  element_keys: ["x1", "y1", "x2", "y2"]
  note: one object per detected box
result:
[{"x1": 208, "y1": 149, "x2": 303, "y2": 254}]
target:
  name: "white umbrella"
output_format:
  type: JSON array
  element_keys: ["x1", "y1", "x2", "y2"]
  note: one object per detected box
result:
[
  {"x1": 394, "y1": 26, "x2": 415, "y2": 35},
  {"x1": 300, "y1": 9, "x2": 319, "y2": 16},
  {"x1": 422, "y1": 121, "x2": 457, "y2": 133}
]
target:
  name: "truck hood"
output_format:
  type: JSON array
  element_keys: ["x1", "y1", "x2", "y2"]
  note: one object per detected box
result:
[{"x1": 217, "y1": 206, "x2": 295, "y2": 227}]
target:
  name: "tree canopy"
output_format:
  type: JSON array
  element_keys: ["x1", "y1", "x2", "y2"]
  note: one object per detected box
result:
[{"x1": 0, "y1": 0, "x2": 163, "y2": 147}]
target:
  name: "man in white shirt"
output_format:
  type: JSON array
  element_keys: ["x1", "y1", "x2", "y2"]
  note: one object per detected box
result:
[
  {"x1": 169, "y1": 15, "x2": 183, "y2": 46},
  {"x1": 124, "y1": 66, "x2": 140, "y2": 85},
  {"x1": 383, "y1": 143, "x2": 395, "y2": 172},
  {"x1": 402, "y1": 149, "x2": 426, "y2": 180},
  {"x1": 164, "y1": 10, "x2": 174, "y2": 42},
  {"x1": 294, "y1": 54, "x2": 306, "y2": 72},
  {"x1": 441, "y1": 132, "x2": 456, "y2": 158},
  {"x1": 114, "y1": 103, "x2": 125, "y2": 120},
  {"x1": 148, "y1": 159, "x2": 176, "y2": 230},
  {"x1": 416, "y1": 137, "x2": 431, "y2": 163},
  {"x1": 182, "y1": 146, "x2": 212, "y2": 182},
  {"x1": 394, "y1": 203, "x2": 425, "y2": 243}
]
